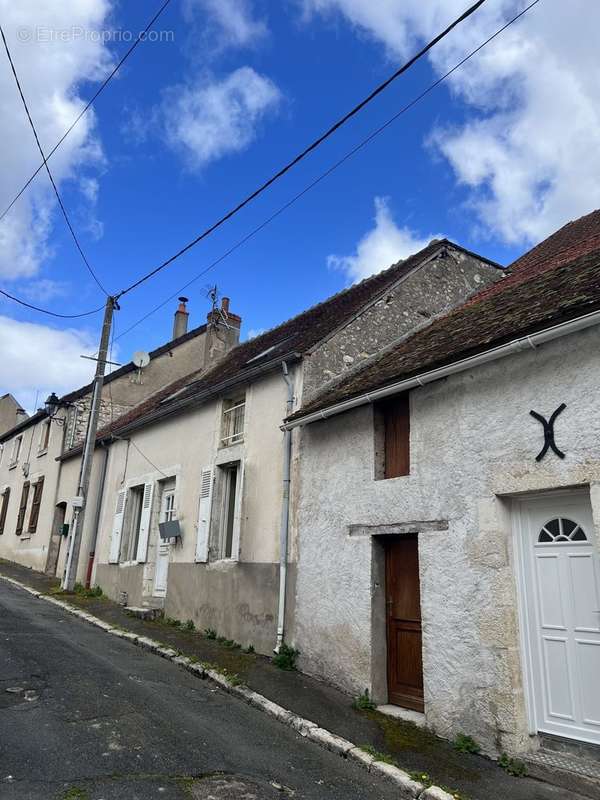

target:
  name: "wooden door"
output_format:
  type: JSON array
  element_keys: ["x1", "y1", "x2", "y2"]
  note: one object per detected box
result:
[{"x1": 386, "y1": 535, "x2": 424, "y2": 711}]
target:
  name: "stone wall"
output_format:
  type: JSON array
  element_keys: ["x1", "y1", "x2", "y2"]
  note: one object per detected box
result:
[{"x1": 303, "y1": 247, "x2": 501, "y2": 399}]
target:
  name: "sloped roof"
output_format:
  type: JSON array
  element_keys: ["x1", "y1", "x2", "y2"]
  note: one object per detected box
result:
[
  {"x1": 288, "y1": 243, "x2": 600, "y2": 422},
  {"x1": 60, "y1": 239, "x2": 497, "y2": 455}
]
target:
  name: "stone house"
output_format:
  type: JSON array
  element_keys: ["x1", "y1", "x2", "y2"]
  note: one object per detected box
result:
[
  {"x1": 0, "y1": 299, "x2": 239, "y2": 576},
  {"x1": 284, "y1": 210, "x2": 600, "y2": 756},
  {"x1": 56, "y1": 241, "x2": 500, "y2": 654}
]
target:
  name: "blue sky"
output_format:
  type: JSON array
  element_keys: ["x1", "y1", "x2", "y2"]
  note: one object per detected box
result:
[{"x1": 1, "y1": 0, "x2": 599, "y2": 411}]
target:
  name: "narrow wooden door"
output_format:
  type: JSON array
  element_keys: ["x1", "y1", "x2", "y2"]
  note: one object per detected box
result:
[{"x1": 386, "y1": 535, "x2": 424, "y2": 711}]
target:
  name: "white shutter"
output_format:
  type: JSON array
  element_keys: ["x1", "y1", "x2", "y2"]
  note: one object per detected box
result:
[
  {"x1": 108, "y1": 490, "x2": 126, "y2": 563},
  {"x1": 231, "y1": 460, "x2": 245, "y2": 561},
  {"x1": 135, "y1": 482, "x2": 154, "y2": 563},
  {"x1": 195, "y1": 467, "x2": 213, "y2": 562}
]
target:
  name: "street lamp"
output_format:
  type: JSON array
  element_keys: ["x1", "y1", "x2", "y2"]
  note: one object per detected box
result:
[{"x1": 44, "y1": 392, "x2": 61, "y2": 418}]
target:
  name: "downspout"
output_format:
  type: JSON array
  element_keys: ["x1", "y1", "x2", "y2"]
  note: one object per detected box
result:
[
  {"x1": 275, "y1": 361, "x2": 294, "y2": 652},
  {"x1": 84, "y1": 443, "x2": 109, "y2": 588}
]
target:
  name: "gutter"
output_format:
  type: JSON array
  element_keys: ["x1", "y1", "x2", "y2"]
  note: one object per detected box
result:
[
  {"x1": 282, "y1": 307, "x2": 600, "y2": 430},
  {"x1": 275, "y1": 361, "x2": 294, "y2": 652}
]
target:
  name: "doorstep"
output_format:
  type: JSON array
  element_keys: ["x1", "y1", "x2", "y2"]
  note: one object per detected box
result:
[
  {"x1": 522, "y1": 736, "x2": 600, "y2": 800},
  {"x1": 377, "y1": 704, "x2": 426, "y2": 728}
]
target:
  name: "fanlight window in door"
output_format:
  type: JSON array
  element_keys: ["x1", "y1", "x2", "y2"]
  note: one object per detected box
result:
[{"x1": 538, "y1": 517, "x2": 588, "y2": 543}]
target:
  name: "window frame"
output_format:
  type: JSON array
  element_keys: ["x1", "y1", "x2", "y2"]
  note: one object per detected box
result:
[
  {"x1": 38, "y1": 419, "x2": 51, "y2": 455},
  {"x1": 220, "y1": 396, "x2": 246, "y2": 448},
  {"x1": 9, "y1": 435, "x2": 23, "y2": 469},
  {"x1": 119, "y1": 483, "x2": 145, "y2": 564}
]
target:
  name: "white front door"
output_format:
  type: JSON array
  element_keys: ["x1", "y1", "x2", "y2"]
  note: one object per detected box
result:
[
  {"x1": 518, "y1": 492, "x2": 600, "y2": 745},
  {"x1": 153, "y1": 490, "x2": 175, "y2": 597}
]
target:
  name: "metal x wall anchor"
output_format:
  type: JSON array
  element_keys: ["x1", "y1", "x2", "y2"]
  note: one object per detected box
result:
[{"x1": 530, "y1": 403, "x2": 567, "y2": 461}]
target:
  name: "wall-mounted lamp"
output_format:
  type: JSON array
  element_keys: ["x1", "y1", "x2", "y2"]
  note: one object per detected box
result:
[{"x1": 44, "y1": 392, "x2": 72, "y2": 425}]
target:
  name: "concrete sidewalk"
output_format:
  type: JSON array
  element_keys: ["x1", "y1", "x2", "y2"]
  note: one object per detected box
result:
[{"x1": 0, "y1": 558, "x2": 591, "y2": 800}]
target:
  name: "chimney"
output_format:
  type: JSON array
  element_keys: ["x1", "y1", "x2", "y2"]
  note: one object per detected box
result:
[
  {"x1": 173, "y1": 296, "x2": 189, "y2": 340},
  {"x1": 205, "y1": 296, "x2": 242, "y2": 362}
]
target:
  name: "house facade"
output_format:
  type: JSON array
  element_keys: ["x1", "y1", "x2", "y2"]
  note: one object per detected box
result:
[
  {"x1": 58, "y1": 241, "x2": 500, "y2": 655},
  {"x1": 0, "y1": 298, "x2": 239, "y2": 577},
  {"x1": 285, "y1": 211, "x2": 600, "y2": 755}
]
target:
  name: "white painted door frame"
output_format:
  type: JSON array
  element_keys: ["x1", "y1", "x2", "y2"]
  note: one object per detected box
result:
[
  {"x1": 513, "y1": 489, "x2": 600, "y2": 745},
  {"x1": 153, "y1": 488, "x2": 175, "y2": 597}
]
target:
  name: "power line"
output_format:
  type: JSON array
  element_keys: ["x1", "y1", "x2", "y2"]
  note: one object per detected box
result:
[
  {"x1": 0, "y1": 0, "x2": 173, "y2": 223},
  {"x1": 114, "y1": 0, "x2": 540, "y2": 345},
  {"x1": 116, "y1": 0, "x2": 490, "y2": 299},
  {"x1": 0, "y1": 286, "x2": 104, "y2": 318},
  {"x1": 0, "y1": 24, "x2": 109, "y2": 296}
]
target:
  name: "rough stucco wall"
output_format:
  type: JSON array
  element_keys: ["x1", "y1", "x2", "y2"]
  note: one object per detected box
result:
[
  {"x1": 292, "y1": 325, "x2": 600, "y2": 754},
  {"x1": 165, "y1": 562, "x2": 278, "y2": 652},
  {"x1": 0, "y1": 414, "x2": 65, "y2": 572},
  {"x1": 302, "y1": 249, "x2": 501, "y2": 400}
]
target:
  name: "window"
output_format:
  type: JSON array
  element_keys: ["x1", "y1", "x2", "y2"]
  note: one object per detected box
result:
[
  {"x1": 120, "y1": 484, "x2": 144, "y2": 562},
  {"x1": 162, "y1": 489, "x2": 176, "y2": 523},
  {"x1": 38, "y1": 420, "x2": 51, "y2": 454},
  {"x1": 15, "y1": 481, "x2": 30, "y2": 536},
  {"x1": 374, "y1": 393, "x2": 410, "y2": 479},
  {"x1": 538, "y1": 517, "x2": 588, "y2": 543},
  {"x1": 10, "y1": 435, "x2": 22, "y2": 467},
  {"x1": 221, "y1": 396, "x2": 245, "y2": 447},
  {"x1": 28, "y1": 478, "x2": 44, "y2": 534},
  {"x1": 215, "y1": 462, "x2": 243, "y2": 560},
  {"x1": 0, "y1": 488, "x2": 10, "y2": 535}
]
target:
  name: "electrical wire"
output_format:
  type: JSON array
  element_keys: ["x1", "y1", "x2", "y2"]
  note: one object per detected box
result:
[
  {"x1": 115, "y1": 0, "x2": 490, "y2": 299},
  {"x1": 0, "y1": 0, "x2": 174, "y2": 223},
  {"x1": 113, "y1": 0, "x2": 541, "y2": 344},
  {"x1": 0, "y1": 24, "x2": 109, "y2": 296},
  {"x1": 0, "y1": 286, "x2": 104, "y2": 318}
]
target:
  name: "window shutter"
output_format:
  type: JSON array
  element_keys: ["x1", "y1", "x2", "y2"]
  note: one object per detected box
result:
[
  {"x1": 108, "y1": 489, "x2": 127, "y2": 563},
  {"x1": 383, "y1": 393, "x2": 410, "y2": 478},
  {"x1": 231, "y1": 460, "x2": 245, "y2": 561},
  {"x1": 15, "y1": 481, "x2": 30, "y2": 536},
  {"x1": 0, "y1": 488, "x2": 10, "y2": 535},
  {"x1": 28, "y1": 477, "x2": 44, "y2": 533},
  {"x1": 195, "y1": 467, "x2": 214, "y2": 562},
  {"x1": 135, "y1": 482, "x2": 154, "y2": 563}
]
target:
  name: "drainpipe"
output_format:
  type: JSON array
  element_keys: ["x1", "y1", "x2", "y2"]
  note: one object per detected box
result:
[
  {"x1": 84, "y1": 443, "x2": 109, "y2": 588},
  {"x1": 275, "y1": 361, "x2": 294, "y2": 652}
]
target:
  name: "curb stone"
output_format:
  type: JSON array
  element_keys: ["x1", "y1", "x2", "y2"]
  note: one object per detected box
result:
[{"x1": 0, "y1": 574, "x2": 448, "y2": 800}]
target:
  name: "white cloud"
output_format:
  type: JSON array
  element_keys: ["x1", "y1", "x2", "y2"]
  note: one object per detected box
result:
[
  {"x1": 162, "y1": 67, "x2": 282, "y2": 169},
  {"x1": 19, "y1": 279, "x2": 69, "y2": 304},
  {"x1": 303, "y1": 1, "x2": 600, "y2": 245},
  {"x1": 0, "y1": 315, "x2": 97, "y2": 414},
  {"x1": 328, "y1": 196, "x2": 439, "y2": 282},
  {"x1": 183, "y1": 0, "x2": 267, "y2": 50},
  {"x1": 0, "y1": 1, "x2": 112, "y2": 281}
]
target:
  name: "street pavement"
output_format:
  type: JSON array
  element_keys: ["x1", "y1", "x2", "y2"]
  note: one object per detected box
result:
[{"x1": 0, "y1": 581, "x2": 398, "y2": 800}]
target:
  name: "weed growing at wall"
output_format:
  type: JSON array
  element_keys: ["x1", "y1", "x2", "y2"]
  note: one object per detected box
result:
[
  {"x1": 272, "y1": 643, "x2": 298, "y2": 670},
  {"x1": 498, "y1": 753, "x2": 527, "y2": 777},
  {"x1": 453, "y1": 733, "x2": 481, "y2": 754},
  {"x1": 352, "y1": 689, "x2": 376, "y2": 711}
]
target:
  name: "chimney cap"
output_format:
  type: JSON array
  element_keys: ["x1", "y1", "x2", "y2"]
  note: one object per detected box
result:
[{"x1": 178, "y1": 296, "x2": 188, "y2": 304}]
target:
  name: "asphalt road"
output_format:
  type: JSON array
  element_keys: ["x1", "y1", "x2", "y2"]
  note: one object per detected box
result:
[{"x1": 0, "y1": 581, "x2": 398, "y2": 800}]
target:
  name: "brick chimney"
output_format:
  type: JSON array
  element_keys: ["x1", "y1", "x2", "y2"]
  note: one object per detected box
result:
[{"x1": 173, "y1": 297, "x2": 189, "y2": 340}]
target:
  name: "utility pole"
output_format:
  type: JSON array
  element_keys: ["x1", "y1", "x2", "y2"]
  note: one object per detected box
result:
[{"x1": 62, "y1": 295, "x2": 117, "y2": 591}]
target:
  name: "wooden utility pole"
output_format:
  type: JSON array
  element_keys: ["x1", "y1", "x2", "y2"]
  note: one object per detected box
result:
[{"x1": 62, "y1": 295, "x2": 116, "y2": 591}]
